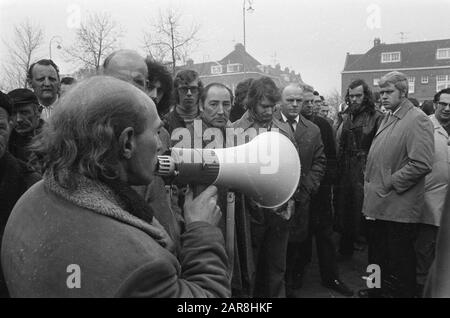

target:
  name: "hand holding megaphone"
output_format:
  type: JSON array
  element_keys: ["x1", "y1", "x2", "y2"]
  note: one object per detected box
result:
[
  {"x1": 157, "y1": 131, "x2": 301, "y2": 209},
  {"x1": 184, "y1": 185, "x2": 222, "y2": 226}
]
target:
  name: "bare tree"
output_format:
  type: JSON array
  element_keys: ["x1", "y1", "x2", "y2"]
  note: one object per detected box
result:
[
  {"x1": 143, "y1": 8, "x2": 200, "y2": 75},
  {"x1": 1, "y1": 19, "x2": 44, "y2": 90},
  {"x1": 65, "y1": 12, "x2": 122, "y2": 71},
  {"x1": 325, "y1": 88, "x2": 344, "y2": 120}
]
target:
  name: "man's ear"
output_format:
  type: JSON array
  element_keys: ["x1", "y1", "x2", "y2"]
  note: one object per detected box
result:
[
  {"x1": 199, "y1": 101, "x2": 204, "y2": 112},
  {"x1": 118, "y1": 127, "x2": 135, "y2": 160}
]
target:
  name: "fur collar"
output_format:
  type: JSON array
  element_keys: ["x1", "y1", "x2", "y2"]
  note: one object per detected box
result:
[{"x1": 44, "y1": 171, "x2": 174, "y2": 251}]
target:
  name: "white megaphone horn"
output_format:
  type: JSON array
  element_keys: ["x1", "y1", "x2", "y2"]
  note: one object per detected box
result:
[{"x1": 156, "y1": 131, "x2": 301, "y2": 208}]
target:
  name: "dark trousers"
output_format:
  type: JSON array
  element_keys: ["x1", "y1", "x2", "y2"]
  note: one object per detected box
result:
[
  {"x1": 335, "y1": 167, "x2": 365, "y2": 256},
  {"x1": 251, "y1": 209, "x2": 289, "y2": 298},
  {"x1": 287, "y1": 185, "x2": 338, "y2": 288},
  {"x1": 415, "y1": 224, "x2": 438, "y2": 287},
  {"x1": 367, "y1": 219, "x2": 418, "y2": 298}
]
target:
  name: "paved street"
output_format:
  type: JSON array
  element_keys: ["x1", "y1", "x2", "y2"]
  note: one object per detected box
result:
[{"x1": 290, "y1": 233, "x2": 368, "y2": 298}]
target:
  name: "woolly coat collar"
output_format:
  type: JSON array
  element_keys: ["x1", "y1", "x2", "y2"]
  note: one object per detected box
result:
[{"x1": 44, "y1": 171, "x2": 173, "y2": 251}]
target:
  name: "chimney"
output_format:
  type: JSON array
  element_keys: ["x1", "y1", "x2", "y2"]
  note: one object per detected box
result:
[
  {"x1": 186, "y1": 58, "x2": 194, "y2": 67},
  {"x1": 374, "y1": 37, "x2": 381, "y2": 47},
  {"x1": 235, "y1": 43, "x2": 245, "y2": 52}
]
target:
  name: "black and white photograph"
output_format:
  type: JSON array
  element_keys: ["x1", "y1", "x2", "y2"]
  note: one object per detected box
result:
[{"x1": 0, "y1": 0, "x2": 449, "y2": 300}]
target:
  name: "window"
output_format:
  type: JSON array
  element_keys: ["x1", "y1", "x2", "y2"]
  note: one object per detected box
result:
[
  {"x1": 227, "y1": 63, "x2": 241, "y2": 73},
  {"x1": 436, "y1": 48, "x2": 450, "y2": 60},
  {"x1": 421, "y1": 76, "x2": 429, "y2": 84},
  {"x1": 373, "y1": 78, "x2": 380, "y2": 86},
  {"x1": 381, "y1": 52, "x2": 401, "y2": 63},
  {"x1": 408, "y1": 76, "x2": 415, "y2": 94},
  {"x1": 211, "y1": 65, "x2": 222, "y2": 74},
  {"x1": 436, "y1": 75, "x2": 450, "y2": 92}
]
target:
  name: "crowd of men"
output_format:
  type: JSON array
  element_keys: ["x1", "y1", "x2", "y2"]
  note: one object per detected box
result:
[{"x1": 0, "y1": 49, "x2": 449, "y2": 298}]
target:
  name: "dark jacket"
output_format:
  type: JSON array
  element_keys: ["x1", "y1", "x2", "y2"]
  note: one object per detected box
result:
[
  {"x1": 8, "y1": 119, "x2": 44, "y2": 169},
  {"x1": 1, "y1": 173, "x2": 230, "y2": 297},
  {"x1": 334, "y1": 104, "x2": 383, "y2": 232},
  {"x1": 308, "y1": 115, "x2": 337, "y2": 186},
  {"x1": 274, "y1": 111, "x2": 326, "y2": 241},
  {"x1": 0, "y1": 152, "x2": 41, "y2": 297},
  {"x1": 230, "y1": 110, "x2": 297, "y2": 295},
  {"x1": 337, "y1": 105, "x2": 383, "y2": 178}
]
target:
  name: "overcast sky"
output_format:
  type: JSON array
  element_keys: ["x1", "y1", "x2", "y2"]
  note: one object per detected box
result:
[{"x1": 1, "y1": 0, "x2": 450, "y2": 95}]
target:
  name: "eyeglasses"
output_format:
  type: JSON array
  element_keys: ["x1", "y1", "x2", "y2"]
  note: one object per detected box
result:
[
  {"x1": 437, "y1": 101, "x2": 450, "y2": 108},
  {"x1": 178, "y1": 86, "x2": 199, "y2": 94}
]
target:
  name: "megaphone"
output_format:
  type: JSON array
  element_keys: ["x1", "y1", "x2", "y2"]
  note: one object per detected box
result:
[{"x1": 156, "y1": 131, "x2": 301, "y2": 208}]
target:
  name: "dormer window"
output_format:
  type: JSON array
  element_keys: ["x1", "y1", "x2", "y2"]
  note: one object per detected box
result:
[
  {"x1": 436, "y1": 48, "x2": 450, "y2": 60},
  {"x1": 211, "y1": 65, "x2": 223, "y2": 74},
  {"x1": 381, "y1": 52, "x2": 401, "y2": 63},
  {"x1": 227, "y1": 63, "x2": 242, "y2": 73}
]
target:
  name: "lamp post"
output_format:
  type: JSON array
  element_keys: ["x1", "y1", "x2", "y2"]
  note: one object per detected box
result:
[
  {"x1": 243, "y1": 0, "x2": 254, "y2": 50},
  {"x1": 49, "y1": 35, "x2": 63, "y2": 59}
]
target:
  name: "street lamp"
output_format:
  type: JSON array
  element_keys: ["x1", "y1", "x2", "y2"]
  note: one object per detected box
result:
[
  {"x1": 243, "y1": 0, "x2": 254, "y2": 50},
  {"x1": 49, "y1": 35, "x2": 63, "y2": 59}
]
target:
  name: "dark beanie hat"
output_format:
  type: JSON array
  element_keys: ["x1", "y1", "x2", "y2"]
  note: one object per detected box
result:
[
  {"x1": 0, "y1": 91, "x2": 12, "y2": 116},
  {"x1": 7, "y1": 88, "x2": 39, "y2": 107}
]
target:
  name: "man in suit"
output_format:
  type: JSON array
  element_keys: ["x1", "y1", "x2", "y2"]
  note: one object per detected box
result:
[
  {"x1": 298, "y1": 86, "x2": 354, "y2": 296},
  {"x1": 362, "y1": 71, "x2": 434, "y2": 298},
  {"x1": 274, "y1": 84, "x2": 327, "y2": 297}
]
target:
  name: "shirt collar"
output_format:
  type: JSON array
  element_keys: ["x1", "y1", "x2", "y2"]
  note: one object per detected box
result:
[{"x1": 280, "y1": 112, "x2": 299, "y2": 124}]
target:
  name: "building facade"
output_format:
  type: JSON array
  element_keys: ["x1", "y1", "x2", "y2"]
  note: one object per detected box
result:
[
  {"x1": 178, "y1": 43, "x2": 302, "y2": 91},
  {"x1": 342, "y1": 38, "x2": 450, "y2": 103}
]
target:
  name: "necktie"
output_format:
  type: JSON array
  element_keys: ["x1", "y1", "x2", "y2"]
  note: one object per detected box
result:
[{"x1": 287, "y1": 118, "x2": 296, "y2": 133}]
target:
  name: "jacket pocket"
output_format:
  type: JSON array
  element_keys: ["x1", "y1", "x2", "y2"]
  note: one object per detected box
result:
[
  {"x1": 376, "y1": 188, "x2": 393, "y2": 198},
  {"x1": 377, "y1": 167, "x2": 393, "y2": 197}
]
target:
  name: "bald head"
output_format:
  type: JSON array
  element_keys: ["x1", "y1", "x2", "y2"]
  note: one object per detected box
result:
[
  {"x1": 103, "y1": 50, "x2": 148, "y2": 92},
  {"x1": 281, "y1": 84, "x2": 303, "y2": 120}
]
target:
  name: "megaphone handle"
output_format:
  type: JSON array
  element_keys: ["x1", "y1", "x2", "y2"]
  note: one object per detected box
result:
[{"x1": 226, "y1": 192, "x2": 235, "y2": 280}]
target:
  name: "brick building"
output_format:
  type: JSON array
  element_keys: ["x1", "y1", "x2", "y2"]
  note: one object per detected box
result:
[
  {"x1": 342, "y1": 38, "x2": 450, "y2": 103},
  {"x1": 177, "y1": 43, "x2": 302, "y2": 91}
]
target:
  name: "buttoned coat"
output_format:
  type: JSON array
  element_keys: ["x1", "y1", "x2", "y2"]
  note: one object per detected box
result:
[{"x1": 362, "y1": 99, "x2": 434, "y2": 223}]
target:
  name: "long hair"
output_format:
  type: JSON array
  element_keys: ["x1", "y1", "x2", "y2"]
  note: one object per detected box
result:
[
  {"x1": 246, "y1": 76, "x2": 280, "y2": 110},
  {"x1": 234, "y1": 78, "x2": 253, "y2": 109},
  {"x1": 345, "y1": 79, "x2": 376, "y2": 110},
  {"x1": 32, "y1": 76, "x2": 149, "y2": 188},
  {"x1": 145, "y1": 58, "x2": 173, "y2": 116}
]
